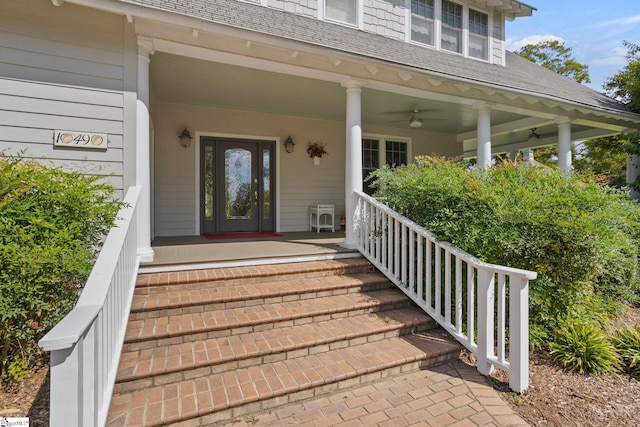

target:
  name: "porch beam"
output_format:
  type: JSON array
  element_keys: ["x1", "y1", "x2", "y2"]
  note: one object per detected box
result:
[
  {"x1": 136, "y1": 37, "x2": 155, "y2": 262},
  {"x1": 556, "y1": 117, "x2": 572, "y2": 171},
  {"x1": 457, "y1": 116, "x2": 551, "y2": 143},
  {"x1": 463, "y1": 127, "x2": 617, "y2": 158},
  {"x1": 341, "y1": 78, "x2": 365, "y2": 249}
]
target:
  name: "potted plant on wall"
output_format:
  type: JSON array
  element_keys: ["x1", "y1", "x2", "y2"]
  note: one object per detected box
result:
[{"x1": 307, "y1": 141, "x2": 328, "y2": 165}]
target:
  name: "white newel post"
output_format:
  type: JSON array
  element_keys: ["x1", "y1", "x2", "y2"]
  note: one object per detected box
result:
[
  {"x1": 475, "y1": 104, "x2": 492, "y2": 169},
  {"x1": 556, "y1": 117, "x2": 572, "y2": 171},
  {"x1": 476, "y1": 268, "x2": 495, "y2": 376},
  {"x1": 136, "y1": 38, "x2": 154, "y2": 262},
  {"x1": 341, "y1": 79, "x2": 365, "y2": 249},
  {"x1": 509, "y1": 275, "x2": 530, "y2": 392}
]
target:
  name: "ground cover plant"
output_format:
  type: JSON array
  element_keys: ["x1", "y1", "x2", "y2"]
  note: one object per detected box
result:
[
  {"x1": 0, "y1": 155, "x2": 123, "y2": 382},
  {"x1": 370, "y1": 156, "x2": 640, "y2": 374}
]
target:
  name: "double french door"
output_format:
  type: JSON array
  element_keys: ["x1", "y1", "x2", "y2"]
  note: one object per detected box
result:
[{"x1": 200, "y1": 137, "x2": 275, "y2": 234}]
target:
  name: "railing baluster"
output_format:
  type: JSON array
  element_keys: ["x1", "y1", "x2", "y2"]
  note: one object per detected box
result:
[
  {"x1": 444, "y1": 249, "x2": 452, "y2": 324},
  {"x1": 455, "y1": 257, "x2": 462, "y2": 334},
  {"x1": 425, "y1": 238, "x2": 432, "y2": 310},
  {"x1": 435, "y1": 246, "x2": 441, "y2": 318},
  {"x1": 468, "y1": 264, "x2": 475, "y2": 348},
  {"x1": 409, "y1": 228, "x2": 415, "y2": 294},
  {"x1": 497, "y1": 273, "x2": 507, "y2": 364},
  {"x1": 417, "y1": 234, "x2": 423, "y2": 303}
]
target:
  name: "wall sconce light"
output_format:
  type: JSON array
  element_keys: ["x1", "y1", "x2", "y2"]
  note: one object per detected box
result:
[
  {"x1": 284, "y1": 136, "x2": 295, "y2": 153},
  {"x1": 179, "y1": 128, "x2": 192, "y2": 148}
]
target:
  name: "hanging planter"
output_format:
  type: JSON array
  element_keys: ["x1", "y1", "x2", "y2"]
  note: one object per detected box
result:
[{"x1": 307, "y1": 141, "x2": 328, "y2": 166}]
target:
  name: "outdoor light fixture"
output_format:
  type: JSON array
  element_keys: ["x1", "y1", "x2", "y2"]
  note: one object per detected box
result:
[
  {"x1": 179, "y1": 128, "x2": 193, "y2": 148},
  {"x1": 284, "y1": 136, "x2": 295, "y2": 153}
]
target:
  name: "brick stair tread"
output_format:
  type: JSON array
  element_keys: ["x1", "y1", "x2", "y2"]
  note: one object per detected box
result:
[
  {"x1": 131, "y1": 272, "x2": 390, "y2": 312},
  {"x1": 108, "y1": 330, "x2": 462, "y2": 427},
  {"x1": 116, "y1": 306, "x2": 436, "y2": 384},
  {"x1": 124, "y1": 288, "x2": 408, "y2": 344},
  {"x1": 135, "y1": 258, "x2": 372, "y2": 288}
]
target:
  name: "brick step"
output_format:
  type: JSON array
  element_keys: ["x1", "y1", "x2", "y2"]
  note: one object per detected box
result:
[
  {"x1": 123, "y1": 288, "x2": 410, "y2": 349},
  {"x1": 135, "y1": 258, "x2": 373, "y2": 289},
  {"x1": 114, "y1": 306, "x2": 437, "y2": 392},
  {"x1": 107, "y1": 330, "x2": 462, "y2": 427},
  {"x1": 130, "y1": 272, "x2": 392, "y2": 318}
]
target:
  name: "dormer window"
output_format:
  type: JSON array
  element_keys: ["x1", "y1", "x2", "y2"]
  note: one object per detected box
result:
[
  {"x1": 469, "y1": 9, "x2": 488, "y2": 60},
  {"x1": 325, "y1": 0, "x2": 357, "y2": 25},
  {"x1": 441, "y1": 0, "x2": 462, "y2": 54},
  {"x1": 411, "y1": 0, "x2": 435, "y2": 46}
]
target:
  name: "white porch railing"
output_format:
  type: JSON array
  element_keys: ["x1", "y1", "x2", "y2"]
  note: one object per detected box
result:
[
  {"x1": 39, "y1": 186, "x2": 142, "y2": 427},
  {"x1": 354, "y1": 191, "x2": 537, "y2": 392}
]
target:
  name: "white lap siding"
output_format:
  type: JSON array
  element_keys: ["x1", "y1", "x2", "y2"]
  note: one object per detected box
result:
[{"x1": 0, "y1": 0, "x2": 134, "y2": 196}]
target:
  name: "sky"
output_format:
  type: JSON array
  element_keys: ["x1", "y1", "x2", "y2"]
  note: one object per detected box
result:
[{"x1": 505, "y1": 0, "x2": 640, "y2": 92}]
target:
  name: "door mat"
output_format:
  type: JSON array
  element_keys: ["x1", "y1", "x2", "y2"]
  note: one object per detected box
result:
[{"x1": 204, "y1": 232, "x2": 281, "y2": 240}]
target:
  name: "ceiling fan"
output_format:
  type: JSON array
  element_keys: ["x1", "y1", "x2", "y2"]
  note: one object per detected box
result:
[
  {"x1": 528, "y1": 128, "x2": 540, "y2": 140},
  {"x1": 408, "y1": 109, "x2": 423, "y2": 128},
  {"x1": 384, "y1": 109, "x2": 438, "y2": 128}
]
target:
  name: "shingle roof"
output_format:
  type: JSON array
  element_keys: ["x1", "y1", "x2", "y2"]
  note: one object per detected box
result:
[{"x1": 122, "y1": 0, "x2": 631, "y2": 115}]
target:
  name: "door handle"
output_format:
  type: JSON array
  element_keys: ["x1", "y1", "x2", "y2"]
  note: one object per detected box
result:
[{"x1": 254, "y1": 190, "x2": 258, "y2": 205}]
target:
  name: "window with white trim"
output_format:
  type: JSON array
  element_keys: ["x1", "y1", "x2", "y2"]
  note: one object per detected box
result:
[
  {"x1": 325, "y1": 0, "x2": 358, "y2": 25},
  {"x1": 362, "y1": 137, "x2": 409, "y2": 195},
  {"x1": 441, "y1": 0, "x2": 462, "y2": 54},
  {"x1": 469, "y1": 8, "x2": 488, "y2": 60},
  {"x1": 410, "y1": 0, "x2": 435, "y2": 46}
]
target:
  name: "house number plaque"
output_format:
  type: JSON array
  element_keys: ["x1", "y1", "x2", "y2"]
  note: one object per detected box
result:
[{"x1": 53, "y1": 130, "x2": 108, "y2": 150}]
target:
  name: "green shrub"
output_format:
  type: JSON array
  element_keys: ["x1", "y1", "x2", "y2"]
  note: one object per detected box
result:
[
  {"x1": 0, "y1": 155, "x2": 123, "y2": 382},
  {"x1": 549, "y1": 320, "x2": 620, "y2": 375},
  {"x1": 612, "y1": 324, "x2": 640, "y2": 374},
  {"x1": 370, "y1": 156, "x2": 640, "y2": 348}
]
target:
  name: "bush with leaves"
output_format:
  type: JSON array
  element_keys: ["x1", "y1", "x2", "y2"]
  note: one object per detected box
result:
[
  {"x1": 549, "y1": 320, "x2": 620, "y2": 375},
  {"x1": 612, "y1": 324, "x2": 640, "y2": 374},
  {"x1": 369, "y1": 156, "x2": 640, "y2": 348},
  {"x1": 0, "y1": 155, "x2": 123, "y2": 382}
]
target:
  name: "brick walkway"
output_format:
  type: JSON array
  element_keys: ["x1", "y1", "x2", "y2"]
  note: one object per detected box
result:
[{"x1": 216, "y1": 359, "x2": 528, "y2": 427}]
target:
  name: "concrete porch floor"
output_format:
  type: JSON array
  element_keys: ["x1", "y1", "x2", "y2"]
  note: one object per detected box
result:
[{"x1": 142, "y1": 231, "x2": 357, "y2": 272}]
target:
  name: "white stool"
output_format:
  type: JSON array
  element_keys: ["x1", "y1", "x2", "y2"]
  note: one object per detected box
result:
[{"x1": 310, "y1": 204, "x2": 335, "y2": 233}]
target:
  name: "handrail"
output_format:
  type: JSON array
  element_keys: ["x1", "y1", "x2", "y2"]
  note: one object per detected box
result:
[
  {"x1": 39, "y1": 186, "x2": 142, "y2": 427},
  {"x1": 354, "y1": 190, "x2": 537, "y2": 392}
]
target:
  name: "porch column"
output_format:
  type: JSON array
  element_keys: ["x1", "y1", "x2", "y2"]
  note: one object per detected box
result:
[
  {"x1": 556, "y1": 117, "x2": 572, "y2": 171},
  {"x1": 475, "y1": 103, "x2": 492, "y2": 168},
  {"x1": 136, "y1": 37, "x2": 154, "y2": 262},
  {"x1": 628, "y1": 153, "x2": 640, "y2": 200},
  {"x1": 341, "y1": 79, "x2": 365, "y2": 249}
]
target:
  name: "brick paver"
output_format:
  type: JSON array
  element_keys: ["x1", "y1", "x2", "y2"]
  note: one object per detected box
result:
[{"x1": 224, "y1": 359, "x2": 528, "y2": 426}]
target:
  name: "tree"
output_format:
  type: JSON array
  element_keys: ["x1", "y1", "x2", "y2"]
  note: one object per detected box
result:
[
  {"x1": 516, "y1": 40, "x2": 591, "y2": 84},
  {"x1": 573, "y1": 135, "x2": 628, "y2": 188},
  {"x1": 604, "y1": 41, "x2": 640, "y2": 113}
]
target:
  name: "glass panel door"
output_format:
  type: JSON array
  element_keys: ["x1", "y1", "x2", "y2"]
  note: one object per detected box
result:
[
  {"x1": 219, "y1": 141, "x2": 259, "y2": 232},
  {"x1": 200, "y1": 138, "x2": 275, "y2": 234}
]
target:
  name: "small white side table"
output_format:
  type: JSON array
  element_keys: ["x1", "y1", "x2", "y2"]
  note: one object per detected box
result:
[{"x1": 310, "y1": 204, "x2": 335, "y2": 233}]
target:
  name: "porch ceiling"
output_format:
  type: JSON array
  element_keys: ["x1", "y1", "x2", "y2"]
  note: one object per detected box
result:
[{"x1": 149, "y1": 51, "x2": 526, "y2": 136}]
